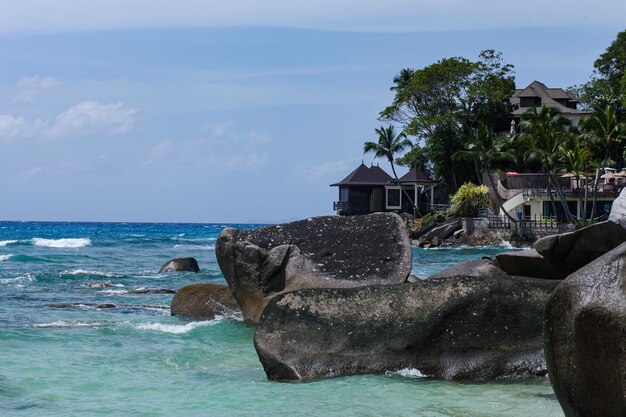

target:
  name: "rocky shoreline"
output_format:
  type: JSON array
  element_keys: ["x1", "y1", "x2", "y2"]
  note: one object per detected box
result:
[{"x1": 172, "y1": 190, "x2": 626, "y2": 417}]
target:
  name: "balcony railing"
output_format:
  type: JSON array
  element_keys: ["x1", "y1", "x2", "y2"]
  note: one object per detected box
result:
[
  {"x1": 522, "y1": 187, "x2": 622, "y2": 199},
  {"x1": 333, "y1": 201, "x2": 349, "y2": 211}
]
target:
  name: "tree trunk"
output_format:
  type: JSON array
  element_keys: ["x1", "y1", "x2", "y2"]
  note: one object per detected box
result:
[
  {"x1": 474, "y1": 159, "x2": 483, "y2": 185},
  {"x1": 590, "y1": 157, "x2": 607, "y2": 221},
  {"x1": 543, "y1": 169, "x2": 559, "y2": 221},
  {"x1": 485, "y1": 170, "x2": 519, "y2": 226},
  {"x1": 549, "y1": 172, "x2": 574, "y2": 222}
]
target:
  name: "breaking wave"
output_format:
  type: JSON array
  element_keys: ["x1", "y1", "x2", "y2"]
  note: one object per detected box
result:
[
  {"x1": 0, "y1": 240, "x2": 18, "y2": 246},
  {"x1": 32, "y1": 238, "x2": 92, "y2": 248},
  {"x1": 0, "y1": 254, "x2": 13, "y2": 261},
  {"x1": 387, "y1": 368, "x2": 427, "y2": 379}
]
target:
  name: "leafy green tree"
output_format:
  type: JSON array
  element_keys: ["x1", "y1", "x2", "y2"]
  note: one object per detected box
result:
[
  {"x1": 569, "y1": 30, "x2": 626, "y2": 168},
  {"x1": 518, "y1": 106, "x2": 575, "y2": 222},
  {"x1": 452, "y1": 122, "x2": 518, "y2": 223},
  {"x1": 395, "y1": 143, "x2": 430, "y2": 174},
  {"x1": 363, "y1": 125, "x2": 419, "y2": 214},
  {"x1": 380, "y1": 50, "x2": 515, "y2": 192},
  {"x1": 579, "y1": 105, "x2": 626, "y2": 219}
]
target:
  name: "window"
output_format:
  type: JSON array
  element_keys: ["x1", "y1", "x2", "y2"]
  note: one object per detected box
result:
[
  {"x1": 386, "y1": 187, "x2": 401, "y2": 209},
  {"x1": 520, "y1": 96, "x2": 541, "y2": 107}
]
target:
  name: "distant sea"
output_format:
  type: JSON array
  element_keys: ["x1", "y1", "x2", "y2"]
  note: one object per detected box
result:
[{"x1": 0, "y1": 221, "x2": 562, "y2": 416}]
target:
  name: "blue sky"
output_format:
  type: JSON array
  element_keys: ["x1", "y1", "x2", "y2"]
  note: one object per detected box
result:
[{"x1": 0, "y1": 1, "x2": 624, "y2": 223}]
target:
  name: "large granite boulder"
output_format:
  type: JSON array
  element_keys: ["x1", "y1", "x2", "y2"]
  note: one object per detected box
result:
[
  {"x1": 159, "y1": 257, "x2": 200, "y2": 273},
  {"x1": 496, "y1": 249, "x2": 564, "y2": 279},
  {"x1": 544, "y1": 241, "x2": 626, "y2": 417},
  {"x1": 427, "y1": 258, "x2": 506, "y2": 279},
  {"x1": 534, "y1": 221, "x2": 626, "y2": 276},
  {"x1": 421, "y1": 218, "x2": 461, "y2": 242},
  {"x1": 171, "y1": 283, "x2": 241, "y2": 319},
  {"x1": 216, "y1": 213, "x2": 412, "y2": 323},
  {"x1": 254, "y1": 275, "x2": 558, "y2": 382}
]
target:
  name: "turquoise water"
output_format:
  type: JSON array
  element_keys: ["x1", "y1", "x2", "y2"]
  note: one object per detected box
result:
[{"x1": 0, "y1": 222, "x2": 562, "y2": 416}]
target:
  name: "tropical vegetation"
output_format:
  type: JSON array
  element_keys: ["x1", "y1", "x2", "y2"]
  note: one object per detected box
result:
[{"x1": 361, "y1": 29, "x2": 626, "y2": 223}]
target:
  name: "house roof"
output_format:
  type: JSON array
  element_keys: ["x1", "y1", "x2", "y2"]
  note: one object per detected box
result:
[
  {"x1": 398, "y1": 167, "x2": 436, "y2": 184},
  {"x1": 510, "y1": 81, "x2": 590, "y2": 116},
  {"x1": 330, "y1": 163, "x2": 394, "y2": 186}
]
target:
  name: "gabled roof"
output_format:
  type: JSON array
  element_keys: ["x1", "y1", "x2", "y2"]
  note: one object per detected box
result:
[
  {"x1": 399, "y1": 167, "x2": 436, "y2": 184},
  {"x1": 330, "y1": 163, "x2": 394, "y2": 186},
  {"x1": 510, "y1": 81, "x2": 590, "y2": 116}
]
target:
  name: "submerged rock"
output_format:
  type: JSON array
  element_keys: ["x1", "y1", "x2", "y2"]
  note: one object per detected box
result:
[
  {"x1": 427, "y1": 258, "x2": 506, "y2": 279},
  {"x1": 216, "y1": 213, "x2": 412, "y2": 323},
  {"x1": 171, "y1": 283, "x2": 241, "y2": 319},
  {"x1": 159, "y1": 257, "x2": 200, "y2": 273},
  {"x1": 254, "y1": 275, "x2": 558, "y2": 382},
  {"x1": 496, "y1": 249, "x2": 564, "y2": 279},
  {"x1": 544, "y1": 241, "x2": 626, "y2": 417},
  {"x1": 421, "y1": 218, "x2": 461, "y2": 244}
]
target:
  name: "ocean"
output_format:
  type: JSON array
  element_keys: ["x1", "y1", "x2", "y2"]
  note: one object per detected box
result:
[{"x1": 0, "y1": 221, "x2": 562, "y2": 416}]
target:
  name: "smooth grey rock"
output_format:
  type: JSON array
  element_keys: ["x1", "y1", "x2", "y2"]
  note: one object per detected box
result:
[
  {"x1": 159, "y1": 257, "x2": 200, "y2": 273},
  {"x1": 496, "y1": 249, "x2": 565, "y2": 279},
  {"x1": 608, "y1": 187, "x2": 626, "y2": 228},
  {"x1": 544, "y1": 241, "x2": 626, "y2": 417},
  {"x1": 409, "y1": 220, "x2": 437, "y2": 239},
  {"x1": 171, "y1": 283, "x2": 241, "y2": 319},
  {"x1": 427, "y1": 258, "x2": 506, "y2": 279},
  {"x1": 254, "y1": 275, "x2": 558, "y2": 382},
  {"x1": 422, "y1": 218, "x2": 461, "y2": 242},
  {"x1": 216, "y1": 213, "x2": 412, "y2": 323},
  {"x1": 534, "y1": 221, "x2": 626, "y2": 275}
]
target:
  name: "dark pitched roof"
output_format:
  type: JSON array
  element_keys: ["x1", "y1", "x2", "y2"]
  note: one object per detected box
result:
[
  {"x1": 399, "y1": 167, "x2": 436, "y2": 184},
  {"x1": 510, "y1": 81, "x2": 590, "y2": 116},
  {"x1": 330, "y1": 163, "x2": 394, "y2": 186}
]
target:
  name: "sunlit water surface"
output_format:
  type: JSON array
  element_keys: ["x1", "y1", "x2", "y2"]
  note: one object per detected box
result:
[{"x1": 0, "y1": 222, "x2": 561, "y2": 416}]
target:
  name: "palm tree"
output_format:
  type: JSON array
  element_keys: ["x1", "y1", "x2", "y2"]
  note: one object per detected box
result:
[
  {"x1": 364, "y1": 125, "x2": 418, "y2": 214},
  {"x1": 453, "y1": 122, "x2": 519, "y2": 223},
  {"x1": 519, "y1": 106, "x2": 575, "y2": 222},
  {"x1": 559, "y1": 140, "x2": 595, "y2": 222},
  {"x1": 579, "y1": 105, "x2": 625, "y2": 219}
]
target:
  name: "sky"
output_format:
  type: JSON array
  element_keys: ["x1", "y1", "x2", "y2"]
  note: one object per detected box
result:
[{"x1": 0, "y1": 1, "x2": 625, "y2": 223}]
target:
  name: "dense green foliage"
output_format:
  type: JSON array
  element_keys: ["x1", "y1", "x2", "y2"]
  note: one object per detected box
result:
[
  {"x1": 380, "y1": 50, "x2": 515, "y2": 192},
  {"x1": 421, "y1": 210, "x2": 446, "y2": 224},
  {"x1": 448, "y1": 183, "x2": 489, "y2": 218}
]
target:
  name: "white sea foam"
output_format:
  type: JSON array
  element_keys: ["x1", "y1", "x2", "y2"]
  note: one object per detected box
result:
[
  {"x1": 0, "y1": 240, "x2": 18, "y2": 246},
  {"x1": 68, "y1": 269, "x2": 117, "y2": 278},
  {"x1": 33, "y1": 320, "x2": 107, "y2": 328},
  {"x1": 0, "y1": 273, "x2": 34, "y2": 284},
  {"x1": 0, "y1": 254, "x2": 13, "y2": 261},
  {"x1": 173, "y1": 244, "x2": 215, "y2": 250},
  {"x1": 132, "y1": 320, "x2": 219, "y2": 334},
  {"x1": 32, "y1": 237, "x2": 92, "y2": 248},
  {"x1": 99, "y1": 289, "x2": 128, "y2": 295},
  {"x1": 389, "y1": 368, "x2": 427, "y2": 379},
  {"x1": 499, "y1": 240, "x2": 515, "y2": 249}
]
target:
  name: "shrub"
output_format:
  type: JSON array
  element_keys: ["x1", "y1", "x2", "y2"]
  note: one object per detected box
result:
[
  {"x1": 448, "y1": 183, "x2": 489, "y2": 218},
  {"x1": 421, "y1": 211, "x2": 446, "y2": 224}
]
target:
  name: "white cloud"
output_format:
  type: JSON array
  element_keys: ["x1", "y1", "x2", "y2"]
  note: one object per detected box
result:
[
  {"x1": 0, "y1": 101, "x2": 139, "y2": 141},
  {"x1": 0, "y1": 0, "x2": 624, "y2": 33},
  {"x1": 143, "y1": 121, "x2": 271, "y2": 173},
  {"x1": 306, "y1": 157, "x2": 361, "y2": 182},
  {"x1": 13, "y1": 75, "x2": 60, "y2": 103},
  {"x1": 143, "y1": 140, "x2": 172, "y2": 166},
  {"x1": 20, "y1": 166, "x2": 44, "y2": 180},
  {"x1": 49, "y1": 101, "x2": 138, "y2": 137}
]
